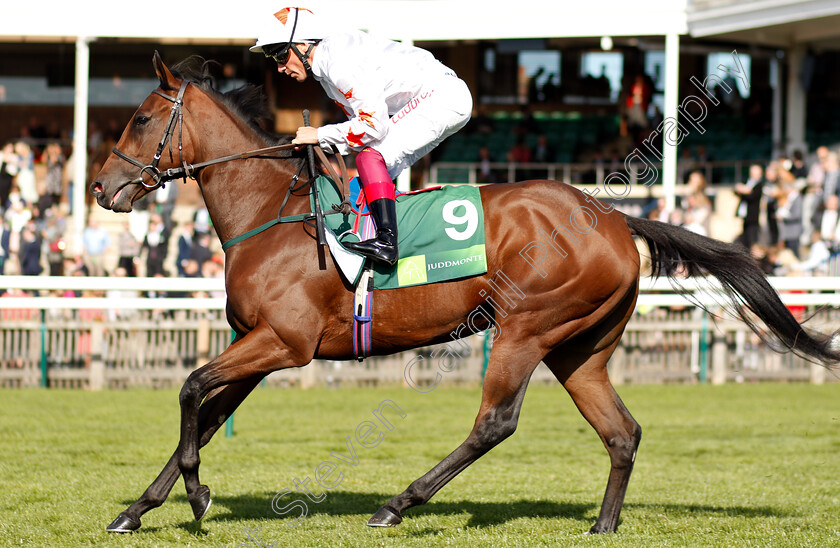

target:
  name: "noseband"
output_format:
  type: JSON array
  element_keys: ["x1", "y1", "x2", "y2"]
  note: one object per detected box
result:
[{"x1": 112, "y1": 80, "x2": 190, "y2": 190}]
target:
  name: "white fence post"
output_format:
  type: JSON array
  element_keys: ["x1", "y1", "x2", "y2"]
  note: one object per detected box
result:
[
  {"x1": 89, "y1": 323, "x2": 105, "y2": 390},
  {"x1": 810, "y1": 362, "x2": 825, "y2": 385},
  {"x1": 711, "y1": 333, "x2": 727, "y2": 385}
]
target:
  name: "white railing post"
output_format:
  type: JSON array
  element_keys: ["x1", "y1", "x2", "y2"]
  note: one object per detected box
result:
[
  {"x1": 89, "y1": 322, "x2": 105, "y2": 390},
  {"x1": 711, "y1": 332, "x2": 727, "y2": 385},
  {"x1": 810, "y1": 362, "x2": 825, "y2": 385}
]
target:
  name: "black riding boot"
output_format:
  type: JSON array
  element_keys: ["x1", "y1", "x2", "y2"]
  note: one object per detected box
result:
[{"x1": 344, "y1": 198, "x2": 399, "y2": 265}]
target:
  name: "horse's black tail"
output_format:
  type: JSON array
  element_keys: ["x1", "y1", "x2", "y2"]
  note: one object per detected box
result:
[{"x1": 625, "y1": 215, "x2": 840, "y2": 368}]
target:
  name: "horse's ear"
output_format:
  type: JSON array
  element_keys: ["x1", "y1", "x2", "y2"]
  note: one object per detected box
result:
[{"x1": 153, "y1": 50, "x2": 176, "y2": 91}]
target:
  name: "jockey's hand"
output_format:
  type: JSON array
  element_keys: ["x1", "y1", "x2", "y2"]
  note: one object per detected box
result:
[{"x1": 292, "y1": 126, "x2": 319, "y2": 149}]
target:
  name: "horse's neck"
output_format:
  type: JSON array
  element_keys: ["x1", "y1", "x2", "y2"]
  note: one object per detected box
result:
[{"x1": 193, "y1": 126, "x2": 301, "y2": 247}]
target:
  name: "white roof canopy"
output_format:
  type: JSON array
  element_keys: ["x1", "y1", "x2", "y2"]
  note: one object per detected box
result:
[
  {"x1": 688, "y1": 0, "x2": 840, "y2": 48},
  {"x1": 1, "y1": 0, "x2": 688, "y2": 42}
]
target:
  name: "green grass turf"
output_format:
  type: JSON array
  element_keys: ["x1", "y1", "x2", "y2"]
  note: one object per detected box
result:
[{"x1": 1, "y1": 383, "x2": 839, "y2": 547}]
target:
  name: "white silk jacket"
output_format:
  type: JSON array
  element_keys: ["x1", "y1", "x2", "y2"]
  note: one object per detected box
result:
[{"x1": 312, "y1": 30, "x2": 455, "y2": 155}]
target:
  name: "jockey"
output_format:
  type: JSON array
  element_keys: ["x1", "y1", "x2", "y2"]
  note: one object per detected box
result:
[{"x1": 251, "y1": 6, "x2": 473, "y2": 266}]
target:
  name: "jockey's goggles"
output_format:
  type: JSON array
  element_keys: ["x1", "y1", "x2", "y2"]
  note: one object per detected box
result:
[{"x1": 264, "y1": 43, "x2": 292, "y2": 65}]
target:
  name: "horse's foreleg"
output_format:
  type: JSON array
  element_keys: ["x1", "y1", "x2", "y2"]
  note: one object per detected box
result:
[
  {"x1": 176, "y1": 325, "x2": 301, "y2": 522},
  {"x1": 368, "y1": 343, "x2": 539, "y2": 527},
  {"x1": 106, "y1": 376, "x2": 263, "y2": 532},
  {"x1": 545, "y1": 341, "x2": 641, "y2": 534}
]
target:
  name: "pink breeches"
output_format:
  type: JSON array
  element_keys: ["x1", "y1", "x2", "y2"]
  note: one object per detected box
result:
[{"x1": 356, "y1": 148, "x2": 395, "y2": 202}]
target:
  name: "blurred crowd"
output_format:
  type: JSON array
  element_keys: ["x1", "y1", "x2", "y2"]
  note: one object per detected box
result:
[
  {"x1": 0, "y1": 117, "x2": 225, "y2": 301},
  {"x1": 646, "y1": 146, "x2": 840, "y2": 277}
]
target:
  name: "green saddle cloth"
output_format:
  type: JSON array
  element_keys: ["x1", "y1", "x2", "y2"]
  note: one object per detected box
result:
[{"x1": 314, "y1": 176, "x2": 487, "y2": 290}]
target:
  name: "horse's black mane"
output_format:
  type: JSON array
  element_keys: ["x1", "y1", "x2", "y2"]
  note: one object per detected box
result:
[{"x1": 167, "y1": 56, "x2": 292, "y2": 150}]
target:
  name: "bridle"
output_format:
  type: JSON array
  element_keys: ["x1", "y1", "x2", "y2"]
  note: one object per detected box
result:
[
  {"x1": 111, "y1": 79, "x2": 299, "y2": 190},
  {"x1": 112, "y1": 80, "x2": 191, "y2": 190},
  {"x1": 109, "y1": 78, "x2": 351, "y2": 250}
]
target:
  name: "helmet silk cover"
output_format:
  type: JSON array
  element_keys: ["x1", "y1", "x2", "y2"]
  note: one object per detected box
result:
[{"x1": 250, "y1": 7, "x2": 327, "y2": 53}]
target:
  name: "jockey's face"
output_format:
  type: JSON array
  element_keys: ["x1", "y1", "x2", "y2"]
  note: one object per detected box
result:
[{"x1": 276, "y1": 43, "x2": 312, "y2": 82}]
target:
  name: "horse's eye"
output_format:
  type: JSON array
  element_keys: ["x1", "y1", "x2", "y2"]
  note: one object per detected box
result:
[{"x1": 134, "y1": 115, "x2": 151, "y2": 126}]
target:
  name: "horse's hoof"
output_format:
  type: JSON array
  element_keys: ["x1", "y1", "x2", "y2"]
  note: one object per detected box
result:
[
  {"x1": 367, "y1": 505, "x2": 402, "y2": 527},
  {"x1": 188, "y1": 485, "x2": 212, "y2": 521},
  {"x1": 586, "y1": 523, "x2": 615, "y2": 535},
  {"x1": 105, "y1": 512, "x2": 141, "y2": 533}
]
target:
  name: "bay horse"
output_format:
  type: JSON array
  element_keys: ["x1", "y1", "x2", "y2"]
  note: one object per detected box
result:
[{"x1": 91, "y1": 53, "x2": 839, "y2": 534}]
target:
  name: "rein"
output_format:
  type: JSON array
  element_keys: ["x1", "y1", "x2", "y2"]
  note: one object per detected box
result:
[{"x1": 110, "y1": 79, "x2": 352, "y2": 251}]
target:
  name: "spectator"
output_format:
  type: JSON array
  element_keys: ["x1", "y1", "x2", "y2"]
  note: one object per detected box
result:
[
  {"x1": 19, "y1": 223, "x2": 42, "y2": 276},
  {"x1": 794, "y1": 231, "x2": 831, "y2": 275},
  {"x1": 0, "y1": 142, "x2": 18, "y2": 211},
  {"x1": 734, "y1": 164, "x2": 765, "y2": 249},
  {"x1": 182, "y1": 258, "x2": 202, "y2": 279},
  {"x1": 807, "y1": 146, "x2": 829, "y2": 230},
  {"x1": 507, "y1": 137, "x2": 533, "y2": 181},
  {"x1": 476, "y1": 146, "x2": 497, "y2": 185},
  {"x1": 82, "y1": 217, "x2": 111, "y2": 276},
  {"x1": 527, "y1": 67, "x2": 545, "y2": 103},
  {"x1": 542, "y1": 73, "x2": 560, "y2": 103},
  {"x1": 775, "y1": 169, "x2": 804, "y2": 258},
  {"x1": 13, "y1": 141, "x2": 38, "y2": 206},
  {"x1": 116, "y1": 221, "x2": 140, "y2": 277},
  {"x1": 128, "y1": 201, "x2": 151, "y2": 248},
  {"x1": 647, "y1": 197, "x2": 671, "y2": 224},
  {"x1": 750, "y1": 243, "x2": 777, "y2": 275},
  {"x1": 62, "y1": 148, "x2": 77, "y2": 214},
  {"x1": 532, "y1": 134, "x2": 555, "y2": 163},
  {"x1": 763, "y1": 162, "x2": 781, "y2": 246},
  {"x1": 818, "y1": 152, "x2": 840, "y2": 241},
  {"x1": 176, "y1": 221, "x2": 195, "y2": 277},
  {"x1": 683, "y1": 171, "x2": 712, "y2": 237},
  {"x1": 43, "y1": 210, "x2": 67, "y2": 276},
  {"x1": 5, "y1": 197, "x2": 32, "y2": 263},
  {"x1": 66, "y1": 255, "x2": 90, "y2": 280},
  {"x1": 42, "y1": 142, "x2": 65, "y2": 210},
  {"x1": 0, "y1": 219, "x2": 10, "y2": 275},
  {"x1": 194, "y1": 207, "x2": 211, "y2": 237},
  {"x1": 189, "y1": 231, "x2": 213, "y2": 272},
  {"x1": 142, "y1": 214, "x2": 169, "y2": 277},
  {"x1": 807, "y1": 146, "x2": 829, "y2": 190},
  {"x1": 154, "y1": 176, "x2": 179, "y2": 236},
  {"x1": 790, "y1": 149, "x2": 808, "y2": 179},
  {"x1": 624, "y1": 75, "x2": 651, "y2": 146}
]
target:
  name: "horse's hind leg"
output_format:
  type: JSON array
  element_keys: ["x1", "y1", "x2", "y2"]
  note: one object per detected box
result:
[
  {"x1": 106, "y1": 376, "x2": 263, "y2": 532},
  {"x1": 544, "y1": 340, "x2": 641, "y2": 534},
  {"x1": 368, "y1": 342, "x2": 541, "y2": 526}
]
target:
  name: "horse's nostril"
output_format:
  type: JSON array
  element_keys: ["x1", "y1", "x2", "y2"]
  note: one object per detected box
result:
[{"x1": 91, "y1": 182, "x2": 103, "y2": 195}]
